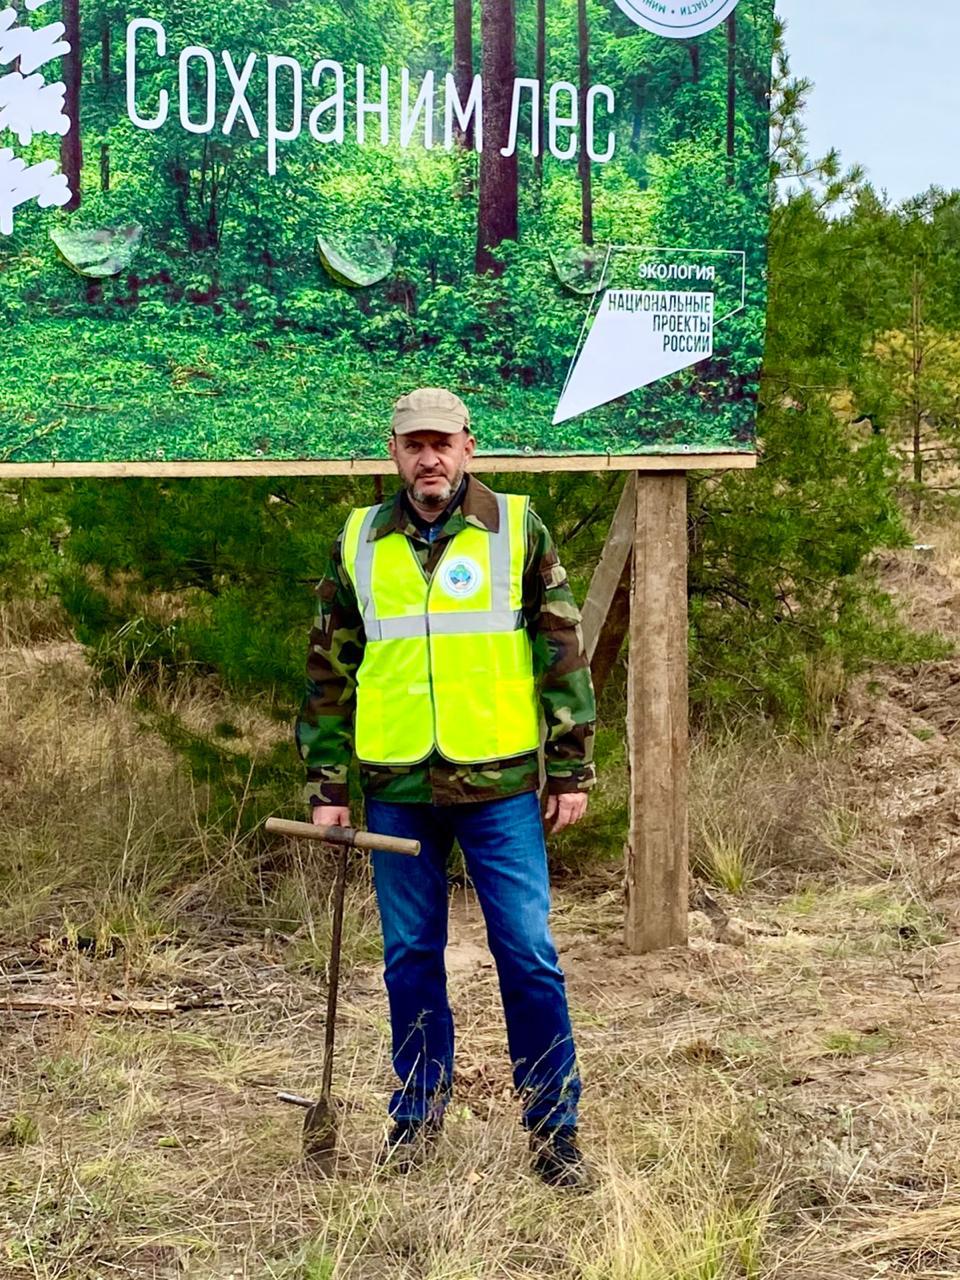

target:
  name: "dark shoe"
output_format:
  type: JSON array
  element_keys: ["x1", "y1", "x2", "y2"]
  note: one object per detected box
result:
[
  {"x1": 376, "y1": 1117, "x2": 443, "y2": 1173},
  {"x1": 530, "y1": 1126, "x2": 595, "y2": 1191}
]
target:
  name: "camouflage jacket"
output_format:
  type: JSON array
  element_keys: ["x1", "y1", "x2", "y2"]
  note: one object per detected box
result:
[{"x1": 295, "y1": 475, "x2": 597, "y2": 808}]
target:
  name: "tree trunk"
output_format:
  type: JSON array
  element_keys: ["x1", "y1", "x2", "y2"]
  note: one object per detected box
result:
[
  {"x1": 475, "y1": 0, "x2": 518, "y2": 275},
  {"x1": 10, "y1": 0, "x2": 20, "y2": 74},
  {"x1": 630, "y1": 76, "x2": 646, "y2": 153},
  {"x1": 534, "y1": 0, "x2": 546, "y2": 194},
  {"x1": 912, "y1": 267, "x2": 924, "y2": 501},
  {"x1": 725, "y1": 12, "x2": 736, "y2": 186},
  {"x1": 207, "y1": 159, "x2": 220, "y2": 252},
  {"x1": 100, "y1": 14, "x2": 111, "y2": 193},
  {"x1": 577, "y1": 0, "x2": 593, "y2": 245},
  {"x1": 453, "y1": 0, "x2": 474, "y2": 149},
  {"x1": 687, "y1": 40, "x2": 700, "y2": 84},
  {"x1": 60, "y1": 0, "x2": 82, "y2": 210}
]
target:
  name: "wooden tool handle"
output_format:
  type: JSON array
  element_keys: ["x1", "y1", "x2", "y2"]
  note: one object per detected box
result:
[
  {"x1": 265, "y1": 817, "x2": 420, "y2": 857},
  {"x1": 277, "y1": 1091, "x2": 315, "y2": 1110}
]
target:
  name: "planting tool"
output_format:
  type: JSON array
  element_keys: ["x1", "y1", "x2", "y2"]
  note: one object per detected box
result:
[{"x1": 266, "y1": 818, "x2": 420, "y2": 1164}]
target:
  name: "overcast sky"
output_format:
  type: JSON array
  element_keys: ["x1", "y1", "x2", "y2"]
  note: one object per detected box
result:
[{"x1": 774, "y1": 0, "x2": 959, "y2": 204}]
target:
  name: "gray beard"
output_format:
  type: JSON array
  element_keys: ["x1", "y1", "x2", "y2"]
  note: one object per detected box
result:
[{"x1": 410, "y1": 468, "x2": 463, "y2": 510}]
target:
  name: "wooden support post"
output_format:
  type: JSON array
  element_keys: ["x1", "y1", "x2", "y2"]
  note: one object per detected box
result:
[
  {"x1": 589, "y1": 560, "x2": 631, "y2": 705},
  {"x1": 625, "y1": 474, "x2": 689, "y2": 953},
  {"x1": 582, "y1": 473, "x2": 636, "y2": 703},
  {"x1": 581, "y1": 473, "x2": 636, "y2": 661}
]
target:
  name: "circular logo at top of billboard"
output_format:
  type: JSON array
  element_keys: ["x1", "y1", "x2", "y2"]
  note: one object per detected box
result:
[{"x1": 614, "y1": 0, "x2": 740, "y2": 39}]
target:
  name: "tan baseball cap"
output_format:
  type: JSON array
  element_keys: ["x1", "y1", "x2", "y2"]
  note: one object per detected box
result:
[{"x1": 391, "y1": 387, "x2": 471, "y2": 436}]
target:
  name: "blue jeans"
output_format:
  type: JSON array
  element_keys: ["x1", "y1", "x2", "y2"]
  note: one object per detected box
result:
[{"x1": 365, "y1": 791, "x2": 581, "y2": 1132}]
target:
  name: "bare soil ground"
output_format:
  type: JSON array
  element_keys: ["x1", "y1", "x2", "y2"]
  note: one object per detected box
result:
[{"x1": 3, "y1": 533, "x2": 960, "y2": 1279}]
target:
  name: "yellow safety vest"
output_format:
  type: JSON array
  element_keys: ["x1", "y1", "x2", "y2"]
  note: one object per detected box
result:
[{"x1": 341, "y1": 492, "x2": 541, "y2": 766}]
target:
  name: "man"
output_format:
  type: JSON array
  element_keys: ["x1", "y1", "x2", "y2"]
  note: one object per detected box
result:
[{"x1": 295, "y1": 387, "x2": 597, "y2": 1189}]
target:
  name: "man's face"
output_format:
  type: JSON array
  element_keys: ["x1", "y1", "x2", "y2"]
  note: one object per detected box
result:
[{"x1": 389, "y1": 429, "x2": 476, "y2": 509}]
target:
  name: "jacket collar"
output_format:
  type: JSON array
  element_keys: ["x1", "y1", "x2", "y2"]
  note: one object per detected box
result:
[{"x1": 368, "y1": 474, "x2": 501, "y2": 541}]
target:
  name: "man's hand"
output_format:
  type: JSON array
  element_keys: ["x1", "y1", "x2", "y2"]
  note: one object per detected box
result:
[
  {"x1": 544, "y1": 792, "x2": 588, "y2": 834},
  {"x1": 312, "y1": 805, "x2": 351, "y2": 828}
]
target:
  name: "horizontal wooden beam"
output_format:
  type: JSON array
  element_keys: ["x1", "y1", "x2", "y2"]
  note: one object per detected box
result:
[{"x1": 0, "y1": 453, "x2": 757, "y2": 480}]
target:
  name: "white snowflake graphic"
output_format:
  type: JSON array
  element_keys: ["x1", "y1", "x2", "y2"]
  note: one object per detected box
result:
[{"x1": 0, "y1": 0, "x2": 72, "y2": 235}]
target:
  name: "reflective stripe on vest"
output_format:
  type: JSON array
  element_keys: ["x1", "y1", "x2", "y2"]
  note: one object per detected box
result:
[
  {"x1": 341, "y1": 492, "x2": 542, "y2": 766},
  {"x1": 348, "y1": 496, "x2": 522, "y2": 640}
]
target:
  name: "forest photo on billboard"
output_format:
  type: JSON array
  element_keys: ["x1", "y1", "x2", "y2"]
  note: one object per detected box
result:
[{"x1": 0, "y1": 0, "x2": 775, "y2": 468}]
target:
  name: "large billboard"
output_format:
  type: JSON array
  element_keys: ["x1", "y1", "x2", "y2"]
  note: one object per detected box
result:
[{"x1": 0, "y1": 0, "x2": 775, "y2": 471}]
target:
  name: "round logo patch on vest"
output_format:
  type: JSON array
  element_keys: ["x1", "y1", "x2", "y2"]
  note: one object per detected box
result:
[{"x1": 440, "y1": 556, "x2": 484, "y2": 600}]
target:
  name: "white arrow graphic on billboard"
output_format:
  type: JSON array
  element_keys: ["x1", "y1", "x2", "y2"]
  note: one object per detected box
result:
[{"x1": 553, "y1": 289, "x2": 715, "y2": 426}]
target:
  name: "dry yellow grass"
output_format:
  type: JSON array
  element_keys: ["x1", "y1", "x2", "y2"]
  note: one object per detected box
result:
[{"x1": 4, "y1": 513, "x2": 960, "y2": 1279}]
